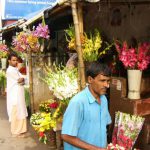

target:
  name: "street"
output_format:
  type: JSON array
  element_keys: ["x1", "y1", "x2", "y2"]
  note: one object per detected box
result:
[{"x1": 0, "y1": 95, "x2": 53, "y2": 150}]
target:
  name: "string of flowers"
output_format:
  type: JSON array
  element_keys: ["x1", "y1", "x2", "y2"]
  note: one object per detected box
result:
[{"x1": 115, "y1": 41, "x2": 150, "y2": 70}]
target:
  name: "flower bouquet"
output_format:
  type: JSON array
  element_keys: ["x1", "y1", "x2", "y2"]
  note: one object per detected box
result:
[
  {"x1": 39, "y1": 99, "x2": 59, "y2": 113},
  {"x1": 115, "y1": 41, "x2": 150, "y2": 70},
  {"x1": 65, "y1": 26, "x2": 113, "y2": 62},
  {"x1": 43, "y1": 64, "x2": 78, "y2": 100},
  {"x1": 111, "y1": 111, "x2": 145, "y2": 150},
  {"x1": 12, "y1": 23, "x2": 50, "y2": 54},
  {"x1": 30, "y1": 112, "x2": 56, "y2": 144},
  {"x1": 115, "y1": 41, "x2": 150, "y2": 99},
  {"x1": 107, "y1": 143, "x2": 125, "y2": 150}
]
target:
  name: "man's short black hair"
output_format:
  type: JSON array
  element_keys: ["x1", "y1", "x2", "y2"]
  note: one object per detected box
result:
[
  {"x1": 8, "y1": 52, "x2": 18, "y2": 61},
  {"x1": 85, "y1": 61, "x2": 111, "y2": 78}
]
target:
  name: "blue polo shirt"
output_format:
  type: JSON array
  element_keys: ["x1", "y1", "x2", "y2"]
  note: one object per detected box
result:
[{"x1": 61, "y1": 86, "x2": 111, "y2": 150}]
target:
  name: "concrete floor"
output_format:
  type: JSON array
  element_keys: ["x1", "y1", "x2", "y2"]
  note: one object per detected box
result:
[{"x1": 0, "y1": 95, "x2": 56, "y2": 150}]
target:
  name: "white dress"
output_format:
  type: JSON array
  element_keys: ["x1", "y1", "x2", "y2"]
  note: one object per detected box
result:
[{"x1": 6, "y1": 66, "x2": 28, "y2": 122}]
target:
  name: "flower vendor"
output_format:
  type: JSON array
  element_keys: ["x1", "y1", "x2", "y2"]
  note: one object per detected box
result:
[{"x1": 61, "y1": 61, "x2": 111, "y2": 150}]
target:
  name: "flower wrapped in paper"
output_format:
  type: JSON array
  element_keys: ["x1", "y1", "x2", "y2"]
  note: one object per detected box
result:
[{"x1": 111, "y1": 111, "x2": 145, "y2": 150}]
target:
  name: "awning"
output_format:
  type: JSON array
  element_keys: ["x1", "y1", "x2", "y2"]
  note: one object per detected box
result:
[
  {"x1": 0, "y1": 0, "x2": 106, "y2": 33},
  {"x1": 0, "y1": 19, "x2": 25, "y2": 33}
]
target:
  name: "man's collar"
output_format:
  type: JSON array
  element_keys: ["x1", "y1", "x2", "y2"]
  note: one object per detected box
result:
[{"x1": 84, "y1": 86, "x2": 97, "y2": 104}]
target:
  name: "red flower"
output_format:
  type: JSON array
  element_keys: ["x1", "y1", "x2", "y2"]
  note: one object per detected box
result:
[
  {"x1": 39, "y1": 132, "x2": 44, "y2": 137},
  {"x1": 19, "y1": 67, "x2": 26, "y2": 74},
  {"x1": 49, "y1": 102, "x2": 58, "y2": 108}
]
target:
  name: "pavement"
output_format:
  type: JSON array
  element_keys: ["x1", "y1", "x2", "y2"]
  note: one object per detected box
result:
[{"x1": 0, "y1": 95, "x2": 56, "y2": 150}]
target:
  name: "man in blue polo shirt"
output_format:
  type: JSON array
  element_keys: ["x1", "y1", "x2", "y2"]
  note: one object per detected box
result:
[{"x1": 61, "y1": 61, "x2": 111, "y2": 150}]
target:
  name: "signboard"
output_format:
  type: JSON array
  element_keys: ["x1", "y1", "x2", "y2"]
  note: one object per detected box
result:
[{"x1": 1, "y1": 0, "x2": 57, "y2": 20}]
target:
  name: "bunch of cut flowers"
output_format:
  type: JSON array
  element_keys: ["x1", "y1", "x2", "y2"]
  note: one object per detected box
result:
[
  {"x1": 115, "y1": 41, "x2": 150, "y2": 70},
  {"x1": 0, "y1": 42, "x2": 9, "y2": 58},
  {"x1": 38, "y1": 98, "x2": 69, "y2": 132},
  {"x1": 12, "y1": 23, "x2": 49, "y2": 53},
  {"x1": 39, "y1": 99, "x2": 59, "y2": 113},
  {"x1": 30, "y1": 112, "x2": 56, "y2": 144},
  {"x1": 43, "y1": 64, "x2": 78, "y2": 100},
  {"x1": 65, "y1": 25, "x2": 113, "y2": 62},
  {"x1": 109, "y1": 111, "x2": 145, "y2": 150}
]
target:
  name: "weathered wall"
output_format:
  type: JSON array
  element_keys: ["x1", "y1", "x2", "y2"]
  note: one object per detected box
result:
[
  {"x1": 84, "y1": 3, "x2": 150, "y2": 42},
  {"x1": 32, "y1": 56, "x2": 54, "y2": 111}
]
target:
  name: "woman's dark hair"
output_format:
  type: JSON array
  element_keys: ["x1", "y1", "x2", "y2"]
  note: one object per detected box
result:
[
  {"x1": 7, "y1": 52, "x2": 18, "y2": 61},
  {"x1": 85, "y1": 61, "x2": 111, "y2": 78}
]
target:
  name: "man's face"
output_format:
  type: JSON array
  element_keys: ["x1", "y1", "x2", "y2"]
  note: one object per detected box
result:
[
  {"x1": 9, "y1": 56, "x2": 18, "y2": 67},
  {"x1": 88, "y1": 74, "x2": 111, "y2": 96}
]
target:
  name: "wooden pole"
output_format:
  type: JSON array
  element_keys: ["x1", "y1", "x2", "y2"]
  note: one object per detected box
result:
[
  {"x1": 71, "y1": 0, "x2": 86, "y2": 90},
  {"x1": 28, "y1": 50, "x2": 34, "y2": 113},
  {"x1": 77, "y1": 3, "x2": 83, "y2": 34}
]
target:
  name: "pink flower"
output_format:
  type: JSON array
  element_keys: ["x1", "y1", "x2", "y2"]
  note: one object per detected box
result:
[
  {"x1": 115, "y1": 41, "x2": 150, "y2": 70},
  {"x1": 33, "y1": 23, "x2": 50, "y2": 39},
  {"x1": 0, "y1": 43, "x2": 8, "y2": 52}
]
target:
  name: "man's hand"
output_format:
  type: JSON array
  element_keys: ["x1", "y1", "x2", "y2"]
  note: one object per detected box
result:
[{"x1": 18, "y1": 78, "x2": 25, "y2": 85}]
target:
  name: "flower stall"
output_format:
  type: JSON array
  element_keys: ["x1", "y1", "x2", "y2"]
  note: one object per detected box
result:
[
  {"x1": 1, "y1": 0, "x2": 150, "y2": 149},
  {"x1": 30, "y1": 65, "x2": 78, "y2": 148}
]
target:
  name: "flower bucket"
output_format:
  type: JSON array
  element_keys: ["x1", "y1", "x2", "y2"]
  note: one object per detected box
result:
[
  {"x1": 46, "y1": 130, "x2": 56, "y2": 148},
  {"x1": 1, "y1": 58, "x2": 7, "y2": 69},
  {"x1": 127, "y1": 70, "x2": 142, "y2": 99}
]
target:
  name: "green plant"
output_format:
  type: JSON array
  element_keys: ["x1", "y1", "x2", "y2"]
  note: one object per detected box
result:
[{"x1": 0, "y1": 70, "x2": 6, "y2": 88}]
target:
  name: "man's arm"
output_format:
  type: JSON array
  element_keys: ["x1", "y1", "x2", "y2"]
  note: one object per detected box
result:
[
  {"x1": 61, "y1": 134, "x2": 107, "y2": 150},
  {"x1": 18, "y1": 78, "x2": 25, "y2": 85}
]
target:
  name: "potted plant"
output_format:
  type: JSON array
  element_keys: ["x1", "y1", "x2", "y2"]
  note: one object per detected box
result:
[{"x1": 115, "y1": 41, "x2": 150, "y2": 99}]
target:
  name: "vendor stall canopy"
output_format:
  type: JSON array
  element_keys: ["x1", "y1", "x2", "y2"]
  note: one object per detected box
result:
[{"x1": 1, "y1": 0, "x2": 150, "y2": 34}]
